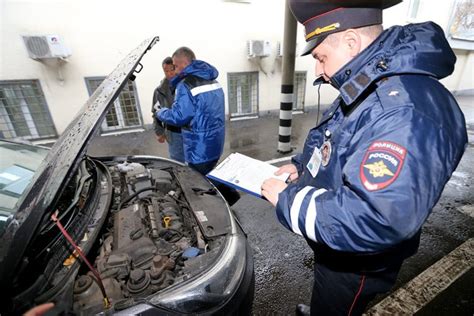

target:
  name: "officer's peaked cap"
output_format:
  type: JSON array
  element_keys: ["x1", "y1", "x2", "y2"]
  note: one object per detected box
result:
[{"x1": 290, "y1": 0, "x2": 402, "y2": 56}]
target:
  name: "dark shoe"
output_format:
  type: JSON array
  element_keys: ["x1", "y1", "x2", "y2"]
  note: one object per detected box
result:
[{"x1": 295, "y1": 304, "x2": 310, "y2": 316}]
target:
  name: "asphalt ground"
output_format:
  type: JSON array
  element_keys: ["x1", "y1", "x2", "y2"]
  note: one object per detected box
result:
[{"x1": 88, "y1": 95, "x2": 474, "y2": 315}]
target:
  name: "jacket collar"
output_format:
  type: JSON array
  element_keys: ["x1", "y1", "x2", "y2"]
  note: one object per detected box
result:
[
  {"x1": 329, "y1": 22, "x2": 455, "y2": 106},
  {"x1": 329, "y1": 31, "x2": 391, "y2": 106}
]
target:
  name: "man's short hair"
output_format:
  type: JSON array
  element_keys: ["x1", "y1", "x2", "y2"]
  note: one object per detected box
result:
[
  {"x1": 358, "y1": 24, "x2": 383, "y2": 39},
  {"x1": 172, "y1": 47, "x2": 196, "y2": 62},
  {"x1": 162, "y1": 56, "x2": 173, "y2": 66},
  {"x1": 324, "y1": 24, "x2": 383, "y2": 47}
]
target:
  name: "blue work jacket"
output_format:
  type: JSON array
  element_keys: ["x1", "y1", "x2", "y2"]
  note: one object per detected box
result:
[
  {"x1": 157, "y1": 60, "x2": 225, "y2": 164},
  {"x1": 276, "y1": 22, "x2": 468, "y2": 271}
]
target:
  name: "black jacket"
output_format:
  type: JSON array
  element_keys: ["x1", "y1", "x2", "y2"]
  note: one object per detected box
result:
[{"x1": 151, "y1": 78, "x2": 175, "y2": 135}]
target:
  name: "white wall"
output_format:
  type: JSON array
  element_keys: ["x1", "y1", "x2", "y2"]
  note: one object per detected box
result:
[
  {"x1": 390, "y1": 0, "x2": 474, "y2": 91},
  {"x1": 1, "y1": 0, "x2": 472, "y2": 136}
]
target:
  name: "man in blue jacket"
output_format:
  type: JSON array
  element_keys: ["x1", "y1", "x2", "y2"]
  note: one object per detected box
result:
[
  {"x1": 157, "y1": 47, "x2": 225, "y2": 174},
  {"x1": 261, "y1": 1, "x2": 468, "y2": 315}
]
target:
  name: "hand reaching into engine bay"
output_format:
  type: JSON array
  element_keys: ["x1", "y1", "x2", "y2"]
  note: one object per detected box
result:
[{"x1": 23, "y1": 303, "x2": 54, "y2": 316}]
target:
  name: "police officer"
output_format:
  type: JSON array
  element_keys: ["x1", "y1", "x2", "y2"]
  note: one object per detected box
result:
[{"x1": 261, "y1": 1, "x2": 468, "y2": 315}]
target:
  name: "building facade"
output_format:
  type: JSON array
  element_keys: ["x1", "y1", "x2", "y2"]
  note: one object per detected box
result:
[{"x1": 1, "y1": 0, "x2": 472, "y2": 142}]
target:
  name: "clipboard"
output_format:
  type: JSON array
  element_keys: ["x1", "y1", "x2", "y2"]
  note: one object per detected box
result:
[{"x1": 207, "y1": 153, "x2": 290, "y2": 198}]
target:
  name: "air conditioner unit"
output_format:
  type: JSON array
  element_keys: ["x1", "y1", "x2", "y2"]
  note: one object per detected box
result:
[
  {"x1": 277, "y1": 41, "x2": 298, "y2": 58},
  {"x1": 247, "y1": 40, "x2": 271, "y2": 57},
  {"x1": 22, "y1": 35, "x2": 71, "y2": 60},
  {"x1": 277, "y1": 41, "x2": 283, "y2": 57}
]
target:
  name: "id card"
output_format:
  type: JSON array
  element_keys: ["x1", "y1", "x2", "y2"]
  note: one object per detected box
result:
[{"x1": 306, "y1": 146, "x2": 322, "y2": 178}]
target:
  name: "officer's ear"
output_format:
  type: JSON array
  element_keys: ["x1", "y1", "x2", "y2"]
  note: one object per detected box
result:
[{"x1": 341, "y1": 29, "x2": 362, "y2": 58}]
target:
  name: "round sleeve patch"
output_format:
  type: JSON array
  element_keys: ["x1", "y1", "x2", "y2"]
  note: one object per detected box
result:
[{"x1": 360, "y1": 140, "x2": 407, "y2": 191}]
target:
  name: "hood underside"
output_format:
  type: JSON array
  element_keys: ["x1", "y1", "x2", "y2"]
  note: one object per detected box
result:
[{"x1": 0, "y1": 37, "x2": 159, "y2": 288}]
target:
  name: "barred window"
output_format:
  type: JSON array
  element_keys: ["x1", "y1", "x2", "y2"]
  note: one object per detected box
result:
[
  {"x1": 0, "y1": 80, "x2": 57, "y2": 140},
  {"x1": 85, "y1": 77, "x2": 143, "y2": 132},
  {"x1": 294, "y1": 72, "x2": 307, "y2": 111},
  {"x1": 228, "y1": 72, "x2": 258, "y2": 118}
]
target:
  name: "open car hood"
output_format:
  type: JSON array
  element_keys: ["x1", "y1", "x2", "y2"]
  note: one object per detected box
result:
[{"x1": 0, "y1": 37, "x2": 159, "y2": 283}]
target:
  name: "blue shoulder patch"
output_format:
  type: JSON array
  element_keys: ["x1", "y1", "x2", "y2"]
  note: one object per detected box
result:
[{"x1": 360, "y1": 140, "x2": 407, "y2": 191}]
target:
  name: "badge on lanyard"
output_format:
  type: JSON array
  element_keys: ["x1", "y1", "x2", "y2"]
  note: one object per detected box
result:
[
  {"x1": 321, "y1": 141, "x2": 332, "y2": 167},
  {"x1": 307, "y1": 146, "x2": 322, "y2": 178}
]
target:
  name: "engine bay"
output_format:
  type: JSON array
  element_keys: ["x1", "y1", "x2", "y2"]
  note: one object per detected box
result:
[
  {"x1": 72, "y1": 160, "x2": 224, "y2": 314},
  {"x1": 74, "y1": 162, "x2": 222, "y2": 313},
  {"x1": 5, "y1": 157, "x2": 233, "y2": 315}
]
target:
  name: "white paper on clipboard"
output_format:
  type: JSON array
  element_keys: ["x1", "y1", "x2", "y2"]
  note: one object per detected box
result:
[{"x1": 207, "y1": 153, "x2": 289, "y2": 197}]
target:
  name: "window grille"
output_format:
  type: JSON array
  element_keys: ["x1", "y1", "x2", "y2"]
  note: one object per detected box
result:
[
  {"x1": 293, "y1": 72, "x2": 307, "y2": 111},
  {"x1": 85, "y1": 77, "x2": 142, "y2": 132},
  {"x1": 227, "y1": 72, "x2": 259, "y2": 118},
  {"x1": 0, "y1": 80, "x2": 57, "y2": 140}
]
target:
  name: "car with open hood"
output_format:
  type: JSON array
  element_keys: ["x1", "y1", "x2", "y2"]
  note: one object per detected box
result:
[{"x1": 0, "y1": 37, "x2": 254, "y2": 315}]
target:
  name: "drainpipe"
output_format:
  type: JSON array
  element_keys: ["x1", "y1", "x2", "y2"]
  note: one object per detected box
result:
[{"x1": 278, "y1": 0, "x2": 297, "y2": 153}]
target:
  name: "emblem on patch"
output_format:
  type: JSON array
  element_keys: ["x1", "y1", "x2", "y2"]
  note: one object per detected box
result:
[
  {"x1": 321, "y1": 141, "x2": 332, "y2": 167},
  {"x1": 360, "y1": 141, "x2": 407, "y2": 191}
]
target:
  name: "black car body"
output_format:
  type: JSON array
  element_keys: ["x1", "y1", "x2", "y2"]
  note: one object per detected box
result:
[{"x1": 0, "y1": 38, "x2": 254, "y2": 315}]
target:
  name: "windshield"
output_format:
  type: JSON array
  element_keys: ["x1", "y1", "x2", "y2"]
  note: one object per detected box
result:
[{"x1": 0, "y1": 140, "x2": 49, "y2": 232}]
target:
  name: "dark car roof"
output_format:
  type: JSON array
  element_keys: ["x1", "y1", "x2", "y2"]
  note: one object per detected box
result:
[{"x1": 0, "y1": 37, "x2": 158, "y2": 285}]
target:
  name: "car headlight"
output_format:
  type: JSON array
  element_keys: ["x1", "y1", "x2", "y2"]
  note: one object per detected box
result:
[{"x1": 147, "y1": 233, "x2": 248, "y2": 313}]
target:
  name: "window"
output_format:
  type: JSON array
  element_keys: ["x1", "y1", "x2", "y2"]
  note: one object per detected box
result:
[
  {"x1": 293, "y1": 72, "x2": 307, "y2": 111},
  {"x1": 408, "y1": 0, "x2": 421, "y2": 21},
  {"x1": 0, "y1": 80, "x2": 57, "y2": 140},
  {"x1": 85, "y1": 77, "x2": 143, "y2": 132},
  {"x1": 228, "y1": 72, "x2": 258, "y2": 118}
]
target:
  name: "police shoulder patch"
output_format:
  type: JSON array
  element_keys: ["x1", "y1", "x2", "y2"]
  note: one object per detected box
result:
[{"x1": 360, "y1": 140, "x2": 407, "y2": 191}]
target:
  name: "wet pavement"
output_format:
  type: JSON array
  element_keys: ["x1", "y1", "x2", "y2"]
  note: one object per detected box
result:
[{"x1": 88, "y1": 96, "x2": 474, "y2": 315}]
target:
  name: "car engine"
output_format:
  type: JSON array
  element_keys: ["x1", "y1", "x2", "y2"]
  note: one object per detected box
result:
[{"x1": 72, "y1": 161, "x2": 212, "y2": 314}]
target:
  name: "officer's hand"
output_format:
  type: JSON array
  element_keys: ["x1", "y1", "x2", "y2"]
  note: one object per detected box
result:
[
  {"x1": 261, "y1": 178, "x2": 288, "y2": 206},
  {"x1": 156, "y1": 135, "x2": 166, "y2": 143},
  {"x1": 275, "y1": 164, "x2": 299, "y2": 181},
  {"x1": 24, "y1": 303, "x2": 55, "y2": 316}
]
